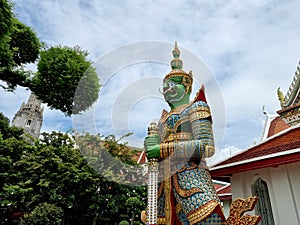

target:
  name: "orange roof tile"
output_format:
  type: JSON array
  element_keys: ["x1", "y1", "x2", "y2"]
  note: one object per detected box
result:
[
  {"x1": 267, "y1": 116, "x2": 290, "y2": 137},
  {"x1": 213, "y1": 126, "x2": 300, "y2": 168},
  {"x1": 217, "y1": 184, "x2": 231, "y2": 195}
]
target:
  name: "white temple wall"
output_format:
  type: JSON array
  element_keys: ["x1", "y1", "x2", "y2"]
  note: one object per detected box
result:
[{"x1": 230, "y1": 162, "x2": 300, "y2": 225}]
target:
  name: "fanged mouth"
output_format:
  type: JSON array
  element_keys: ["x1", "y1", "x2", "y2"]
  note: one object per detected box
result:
[
  {"x1": 160, "y1": 86, "x2": 176, "y2": 95},
  {"x1": 160, "y1": 86, "x2": 184, "y2": 102}
]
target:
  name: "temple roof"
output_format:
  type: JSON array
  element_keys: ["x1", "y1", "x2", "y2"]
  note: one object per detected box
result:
[
  {"x1": 259, "y1": 62, "x2": 300, "y2": 135},
  {"x1": 212, "y1": 180, "x2": 232, "y2": 201},
  {"x1": 216, "y1": 184, "x2": 232, "y2": 201},
  {"x1": 210, "y1": 125, "x2": 300, "y2": 182},
  {"x1": 266, "y1": 116, "x2": 290, "y2": 137},
  {"x1": 278, "y1": 61, "x2": 300, "y2": 108},
  {"x1": 136, "y1": 150, "x2": 147, "y2": 164},
  {"x1": 210, "y1": 62, "x2": 300, "y2": 182},
  {"x1": 276, "y1": 62, "x2": 300, "y2": 126}
]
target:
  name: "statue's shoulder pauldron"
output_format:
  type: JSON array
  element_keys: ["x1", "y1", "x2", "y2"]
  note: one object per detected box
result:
[{"x1": 189, "y1": 100, "x2": 211, "y2": 121}]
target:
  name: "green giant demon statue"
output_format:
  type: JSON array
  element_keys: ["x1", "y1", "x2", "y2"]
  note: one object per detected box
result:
[{"x1": 143, "y1": 42, "x2": 261, "y2": 225}]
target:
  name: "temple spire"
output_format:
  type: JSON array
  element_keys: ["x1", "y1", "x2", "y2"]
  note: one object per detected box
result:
[
  {"x1": 170, "y1": 41, "x2": 183, "y2": 70},
  {"x1": 12, "y1": 93, "x2": 43, "y2": 139}
]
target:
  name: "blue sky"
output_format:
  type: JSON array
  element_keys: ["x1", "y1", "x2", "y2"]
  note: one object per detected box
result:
[{"x1": 1, "y1": 0, "x2": 300, "y2": 164}]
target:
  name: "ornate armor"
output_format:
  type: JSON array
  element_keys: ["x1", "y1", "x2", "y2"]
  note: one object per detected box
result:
[{"x1": 156, "y1": 90, "x2": 225, "y2": 225}]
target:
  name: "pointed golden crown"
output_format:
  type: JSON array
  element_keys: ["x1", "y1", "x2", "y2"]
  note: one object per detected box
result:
[{"x1": 164, "y1": 42, "x2": 193, "y2": 94}]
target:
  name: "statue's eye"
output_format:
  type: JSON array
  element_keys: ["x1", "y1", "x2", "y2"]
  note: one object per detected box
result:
[{"x1": 168, "y1": 81, "x2": 175, "y2": 87}]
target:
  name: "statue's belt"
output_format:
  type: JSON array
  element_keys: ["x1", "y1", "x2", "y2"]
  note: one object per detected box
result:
[{"x1": 164, "y1": 132, "x2": 193, "y2": 142}]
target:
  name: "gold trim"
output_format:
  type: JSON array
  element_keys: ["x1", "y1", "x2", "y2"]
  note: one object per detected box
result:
[
  {"x1": 175, "y1": 203, "x2": 182, "y2": 215},
  {"x1": 190, "y1": 111, "x2": 211, "y2": 121},
  {"x1": 157, "y1": 182, "x2": 164, "y2": 199},
  {"x1": 178, "y1": 162, "x2": 200, "y2": 172},
  {"x1": 164, "y1": 161, "x2": 172, "y2": 225},
  {"x1": 173, "y1": 174, "x2": 203, "y2": 198},
  {"x1": 189, "y1": 105, "x2": 211, "y2": 114},
  {"x1": 164, "y1": 69, "x2": 190, "y2": 79},
  {"x1": 174, "y1": 116, "x2": 190, "y2": 132},
  {"x1": 160, "y1": 103, "x2": 192, "y2": 124},
  {"x1": 204, "y1": 145, "x2": 215, "y2": 158},
  {"x1": 164, "y1": 132, "x2": 192, "y2": 142},
  {"x1": 158, "y1": 217, "x2": 166, "y2": 224},
  {"x1": 187, "y1": 200, "x2": 219, "y2": 225},
  {"x1": 164, "y1": 70, "x2": 193, "y2": 94},
  {"x1": 225, "y1": 197, "x2": 261, "y2": 225}
]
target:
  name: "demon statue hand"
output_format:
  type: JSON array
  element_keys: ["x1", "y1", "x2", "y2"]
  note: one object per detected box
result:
[{"x1": 144, "y1": 42, "x2": 225, "y2": 225}]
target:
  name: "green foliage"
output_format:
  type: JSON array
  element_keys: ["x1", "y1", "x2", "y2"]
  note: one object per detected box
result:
[
  {"x1": 17, "y1": 132, "x2": 100, "y2": 213},
  {"x1": 0, "y1": 113, "x2": 33, "y2": 224},
  {"x1": 75, "y1": 133, "x2": 147, "y2": 224},
  {"x1": 104, "y1": 133, "x2": 136, "y2": 165},
  {"x1": 0, "y1": 0, "x2": 13, "y2": 40},
  {"x1": 10, "y1": 19, "x2": 41, "y2": 65},
  {"x1": 126, "y1": 196, "x2": 145, "y2": 225},
  {"x1": 133, "y1": 222, "x2": 142, "y2": 225},
  {"x1": 0, "y1": 17, "x2": 40, "y2": 89},
  {"x1": 76, "y1": 132, "x2": 146, "y2": 186},
  {"x1": 31, "y1": 46, "x2": 100, "y2": 116},
  {"x1": 119, "y1": 220, "x2": 129, "y2": 225},
  {"x1": 0, "y1": 116, "x2": 147, "y2": 224},
  {"x1": 20, "y1": 203, "x2": 63, "y2": 225},
  {"x1": 0, "y1": 126, "x2": 99, "y2": 224},
  {"x1": 126, "y1": 197, "x2": 141, "y2": 209},
  {"x1": 0, "y1": 0, "x2": 100, "y2": 115},
  {"x1": 0, "y1": 112, "x2": 23, "y2": 139}
]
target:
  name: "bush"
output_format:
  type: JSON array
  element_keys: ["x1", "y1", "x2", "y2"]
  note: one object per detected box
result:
[
  {"x1": 119, "y1": 220, "x2": 129, "y2": 225},
  {"x1": 133, "y1": 221, "x2": 143, "y2": 225},
  {"x1": 20, "y1": 203, "x2": 63, "y2": 225}
]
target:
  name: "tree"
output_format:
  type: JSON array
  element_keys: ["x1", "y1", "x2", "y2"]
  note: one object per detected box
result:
[
  {"x1": 0, "y1": 114, "x2": 147, "y2": 224},
  {"x1": 15, "y1": 132, "x2": 100, "y2": 224},
  {"x1": 119, "y1": 220, "x2": 129, "y2": 225},
  {"x1": 74, "y1": 133, "x2": 147, "y2": 224},
  {"x1": 31, "y1": 46, "x2": 100, "y2": 115},
  {"x1": 0, "y1": 0, "x2": 13, "y2": 40},
  {"x1": 0, "y1": 0, "x2": 100, "y2": 116},
  {"x1": 0, "y1": 113, "x2": 30, "y2": 225},
  {"x1": 0, "y1": 17, "x2": 41, "y2": 89},
  {"x1": 20, "y1": 203, "x2": 63, "y2": 225},
  {"x1": 76, "y1": 132, "x2": 145, "y2": 184},
  {"x1": 0, "y1": 120, "x2": 99, "y2": 224},
  {"x1": 126, "y1": 197, "x2": 144, "y2": 225},
  {"x1": 0, "y1": 112, "x2": 23, "y2": 140}
]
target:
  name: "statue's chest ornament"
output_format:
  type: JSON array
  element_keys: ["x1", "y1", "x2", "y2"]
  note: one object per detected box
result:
[
  {"x1": 166, "y1": 114, "x2": 180, "y2": 128},
  {"x1": 159, "y1": 105, "x2": 191, "y2": 141}
]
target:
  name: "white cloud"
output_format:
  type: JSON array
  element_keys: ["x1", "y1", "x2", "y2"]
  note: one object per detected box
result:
[
  {"x1": 207, "y1": 145, "x2": 243, "y2": 166},
  {"x1": 0, "y1": 85, "x2": 30, "y2": 122},
  {"x1": 2, "y1": 0, "x2": 299, "y2": 157}
]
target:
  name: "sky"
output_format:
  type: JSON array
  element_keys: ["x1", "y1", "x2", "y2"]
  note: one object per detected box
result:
[{"x1": 1, "y1": 0, "x2": 300, "y2": 165}]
